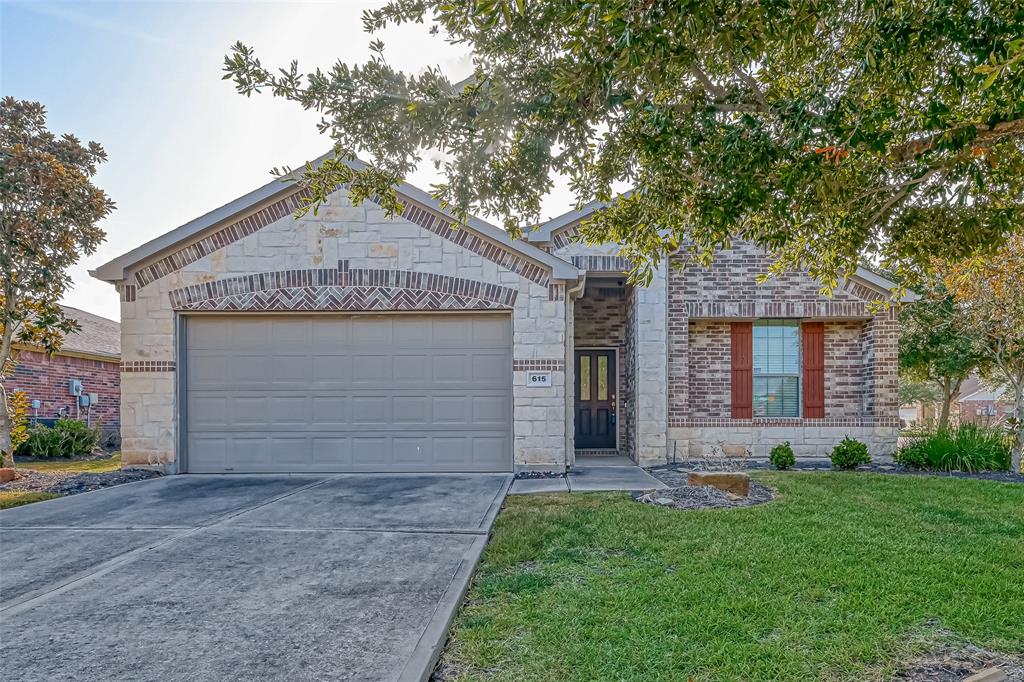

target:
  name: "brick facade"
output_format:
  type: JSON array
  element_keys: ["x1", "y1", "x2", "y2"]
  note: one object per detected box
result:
[
  {"x1": 6, "y1": 350, "x2": 120, "y2": 437},
  {"x1": 664, "y1": 241, "x2": 900, "y2": 458}
]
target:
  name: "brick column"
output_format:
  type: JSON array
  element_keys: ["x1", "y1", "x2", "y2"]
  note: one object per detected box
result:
[
  {"x1": 863, "y1": 310, "x2": 899, "y2": 422},
  {"x1": 633, "y1": 262, "x2": 668, "y2": 465}
]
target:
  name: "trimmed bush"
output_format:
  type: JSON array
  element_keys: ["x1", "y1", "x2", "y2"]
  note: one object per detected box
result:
[
  {"x1": 897, "y1": 423, "x2": 1011, "y2": 472},
  {"x1": 831, "y1": 436, "x2": 870, "y2": 470},
  {"x1": 770, "y1": 441, "x2": 796, "y2": 470},
  {"x1": 14, "y1": 418, "x2": 98, "y2": 459}
]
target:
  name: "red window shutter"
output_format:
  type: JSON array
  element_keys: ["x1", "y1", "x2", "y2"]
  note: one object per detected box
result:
[
  {"x1": 802, "y1": 322, "x2": 825, "y2": 418},
  {"x1": 730, "y1": 322, "x2": 753, "y2": 419}
]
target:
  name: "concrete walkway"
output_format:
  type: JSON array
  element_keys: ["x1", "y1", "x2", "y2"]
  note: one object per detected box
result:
[
  {"x1": 511, "y1": 459, "x2": 667, "y2": 495},
  {"x1": 0, "y1": 473, "x2": 511, "y2": 682}
]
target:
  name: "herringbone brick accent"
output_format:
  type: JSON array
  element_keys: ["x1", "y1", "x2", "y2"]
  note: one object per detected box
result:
[{"x1": 169, "y1": 262, "x2": 518, "y2": 312}]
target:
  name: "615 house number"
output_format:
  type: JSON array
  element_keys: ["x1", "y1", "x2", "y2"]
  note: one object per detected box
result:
[{"x1": 526, "y1": 371, "x2": 552, "y2": 387}]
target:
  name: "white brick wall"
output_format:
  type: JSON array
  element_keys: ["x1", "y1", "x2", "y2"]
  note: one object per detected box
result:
[{"x1": 119, "y1": 188, "x2": 569, "y2": 471}]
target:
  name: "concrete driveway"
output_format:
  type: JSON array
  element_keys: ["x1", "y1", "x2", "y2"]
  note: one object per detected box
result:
[{"x1": 0, "y1": 473, "x2": 511, "y2": 682}]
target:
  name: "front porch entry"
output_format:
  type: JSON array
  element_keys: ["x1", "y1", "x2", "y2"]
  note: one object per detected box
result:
[
  {"x1": 571, "y1": 275, "x2": 636, "y2": 462},
  {"x1": 574, "y1": 349, "x2": 617, "y2": 450}
]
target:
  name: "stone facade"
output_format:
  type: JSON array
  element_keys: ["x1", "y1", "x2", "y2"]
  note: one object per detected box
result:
[
  {"x1": 115, "y1": 188, "x2": 570, "y2": 471},
  {"x1": 104, "y1": 182, "x2": 902, "y2": 472}
]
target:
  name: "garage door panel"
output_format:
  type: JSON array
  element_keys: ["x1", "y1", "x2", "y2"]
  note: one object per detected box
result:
[
  {"x1": 351, "y1": 317, "x2": 393, "y2": 344},
  {"x1": 270, "y1": 355, "x2": 311, "y2": 384},
  {"x1": 352, "y1": 437, "x2": 390, "y2": 466},
  {"x1": 231, "y1": 396, "x2": 270, "y2": 426},
  {"x1": 312, "y1": 397, "x2": 350, "y2": 426},
  {"x1": 270, "y1": 437, "x2": 312, "y2": 467},
  {"x1": 311, "y1": 437, "x2": 352, "y2": 467},
  {"x1": 394, "y1": 396, "x2": 430, "y2": 425},
  {"x1": 351, "y1": 354, "x2": 392, "y2": 383},
  {"x1": 352, "y1": 396, "x2": 392, "y2": 424},
  {"x1": 186, "y1": 314, "x2": 511, "y2": 473}
]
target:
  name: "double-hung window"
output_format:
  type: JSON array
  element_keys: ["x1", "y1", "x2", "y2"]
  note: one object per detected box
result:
[{"x1": 752, "y1": 320, "x2": 801, "y2": 417}]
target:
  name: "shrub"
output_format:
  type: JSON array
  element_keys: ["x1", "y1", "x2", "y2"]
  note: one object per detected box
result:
[
  {"x1": 831, "y1": 436, "x2": 870, "y2": 470},
  {"x1": 14, "y1": 418, "x2": 98, "y2": 459},
  {"x1": 896, "y1": 423, "x2": 1011, "y2": 472},
  {"x1": 770, "y1": 441, "x2": 796, "y2": 470},
  {"x1": 8, "y1": 390, "x2": 30, "y2": 453}
]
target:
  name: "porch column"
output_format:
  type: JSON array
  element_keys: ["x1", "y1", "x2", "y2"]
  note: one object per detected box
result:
[{"x1": 633, "y1": 261, "x2": 669, "y2": 465}]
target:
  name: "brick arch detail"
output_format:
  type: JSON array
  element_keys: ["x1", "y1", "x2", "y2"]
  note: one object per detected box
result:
[
  {"x1": 134, "y1": 189, "x2": 551, "y2": 289},
  {"x1": 168, "y1": 261, "x2": 518, "y2": 312}
]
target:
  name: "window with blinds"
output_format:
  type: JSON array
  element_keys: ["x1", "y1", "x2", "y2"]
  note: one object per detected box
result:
[{"x1": 753, "y1": 320, "x2": 801, "y2": 417}]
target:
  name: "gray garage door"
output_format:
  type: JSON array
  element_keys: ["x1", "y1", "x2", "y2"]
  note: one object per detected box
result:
[{"x1": 184, "y1": 314, "x2": 512, "y2": 473}]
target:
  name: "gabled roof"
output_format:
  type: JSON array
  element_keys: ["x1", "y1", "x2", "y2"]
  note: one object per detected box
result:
[
  {"x1": 28, "y1": 305, "x2": 120, "y2": 360},
  {"x1": 527, "y1": 195, "x2": 915, "y2": 302},
  {"x1": 92, "y1": 154, "x2": 579, "y2": 284}
]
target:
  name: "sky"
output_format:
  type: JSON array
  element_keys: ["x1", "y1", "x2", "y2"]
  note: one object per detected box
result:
[{"x1": 1, "y1": 1, "x2": 576, "y2": 321}]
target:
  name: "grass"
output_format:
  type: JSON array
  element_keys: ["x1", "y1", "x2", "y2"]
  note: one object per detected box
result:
[
  {"x1": 441, "y1": 472, "x2": 1024, "y2": 681},
  {"x1": 0, "y1": 491, "x2": 59, "y2": 510},
  {"x1": 14, "y1": 452, "x2": 121, "y2": 473}
]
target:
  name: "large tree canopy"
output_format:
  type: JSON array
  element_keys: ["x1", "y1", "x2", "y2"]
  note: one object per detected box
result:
[
  {"x1": 225, "y1": 0, "x2": 1024, "y2": 287},
  {"x1": 0, "y1": 97, "x2": 113, "y2": 466}
]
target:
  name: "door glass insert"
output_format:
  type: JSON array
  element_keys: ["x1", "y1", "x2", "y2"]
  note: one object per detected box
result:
[
  {"x1": 597, "y1": 355, "x2": 609, "y2": 401},
  {"x1": 579, "y1": 355, "x2": 591, "y2": 401}
]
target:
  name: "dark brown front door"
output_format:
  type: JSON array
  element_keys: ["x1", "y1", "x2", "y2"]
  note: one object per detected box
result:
[{"x1": 575, "y1": 349, "x2": 616, "y2": 449}]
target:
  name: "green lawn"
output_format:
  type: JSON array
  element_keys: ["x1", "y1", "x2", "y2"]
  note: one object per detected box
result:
[
  {"x1": 15, "y1": 452, "x2": 121, "y2": 473},
  {"x1": 441, "y1": 473, "x2": 1024, "y2": 681},
  {"x1": 0, "y1": 491, "x2": 59, "y2": 510}
]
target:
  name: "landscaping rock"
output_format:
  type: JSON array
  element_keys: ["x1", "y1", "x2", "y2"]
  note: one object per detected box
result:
[
  {"x1": 45, "y1": 469, "x2": 162, "y2": 496},
  {"x1": 632, "y1": 480, "x2": 774, "y2": 510},
  {"x1": 0, "y1": 468, "x2": 15, "y2": 483},
  {"x1": 688, "y1": 471, "x2": 750, "y2": 496}
]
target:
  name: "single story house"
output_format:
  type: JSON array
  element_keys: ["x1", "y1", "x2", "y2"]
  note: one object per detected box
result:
[
  {"x1": 959, "y1": 385, "x2": 1012, "y2": 423},
  {"x1": 6, "y1": 305, "x2": 122, "y2": 445},
  {"x1": 92, "y1": 157, "x2": 902, "y2": 473}
]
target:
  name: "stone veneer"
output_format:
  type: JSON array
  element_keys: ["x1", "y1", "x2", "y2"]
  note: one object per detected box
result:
[
  {"x1": 117, "y1": 188, "x2": 570, "y2": 471},
  {"x1": 554, "y1": 238, "x2": 670, "y2": 466}
]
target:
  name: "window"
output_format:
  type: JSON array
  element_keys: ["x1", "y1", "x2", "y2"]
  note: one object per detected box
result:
[{"x1": 752, "y1": 320, "x2": 800, "y2": 417}]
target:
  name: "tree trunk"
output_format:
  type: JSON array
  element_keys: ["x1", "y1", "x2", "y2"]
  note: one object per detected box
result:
[
  {"x1": 1013, "y1": 388, "x2": 1024, "y2": 475},
  {"x1": 938, "y1": 378, "x2": 953, "y2": 431},
  {"x1": 0, "y1": 384, "x2": 13, "y2": 469}
]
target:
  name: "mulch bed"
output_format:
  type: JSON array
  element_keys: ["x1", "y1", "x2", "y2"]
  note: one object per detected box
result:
[
  {"x1": 656, "y1": 459, "x2": 1023, "y2": 483},
  {"x1": 514, "y1": 470, "x2": 566, "y2": 480},
  {"x1": 0, "y1": 468, "x2": 162, "y2": 496}
]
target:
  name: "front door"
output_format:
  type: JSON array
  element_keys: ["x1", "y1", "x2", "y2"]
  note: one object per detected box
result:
[{"x1": 574, "y1": 349, "x2": 616, "y2": 449}]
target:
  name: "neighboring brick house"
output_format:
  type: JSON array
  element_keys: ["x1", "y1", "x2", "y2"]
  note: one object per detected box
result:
[
  {"x1": 6, "y1": 305, "x2": 121, "y2": 443},
  {"x1": 958, "y1": 385, "x2": 1012, "y2": 424},
  {"x1": 92, "y1": 155, "x2": 903, "y2": 473}
]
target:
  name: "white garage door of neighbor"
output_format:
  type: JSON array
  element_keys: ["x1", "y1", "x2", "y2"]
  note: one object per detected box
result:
[{"x1": 184, "y1": 314, "x2": 513, "y2": 473}]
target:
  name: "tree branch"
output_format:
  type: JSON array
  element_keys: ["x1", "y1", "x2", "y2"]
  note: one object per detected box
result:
[{"x1": 889, "y1": 117, "x2": 1024, "y2": 162}]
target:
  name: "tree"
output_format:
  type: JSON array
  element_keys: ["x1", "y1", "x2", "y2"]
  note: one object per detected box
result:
[
  {"x1": 225, "y1": 2, "x2": 1024, "y2": 286},
  {"x1": 945, "y1": 234, "x2": 1024, "y2": 474},
  {"x1": 899, "y1": 284, "x2": 987, "y2": 430},
  {"x1": 0, "y1": 97, "x2": 113, "y2": 467}
]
